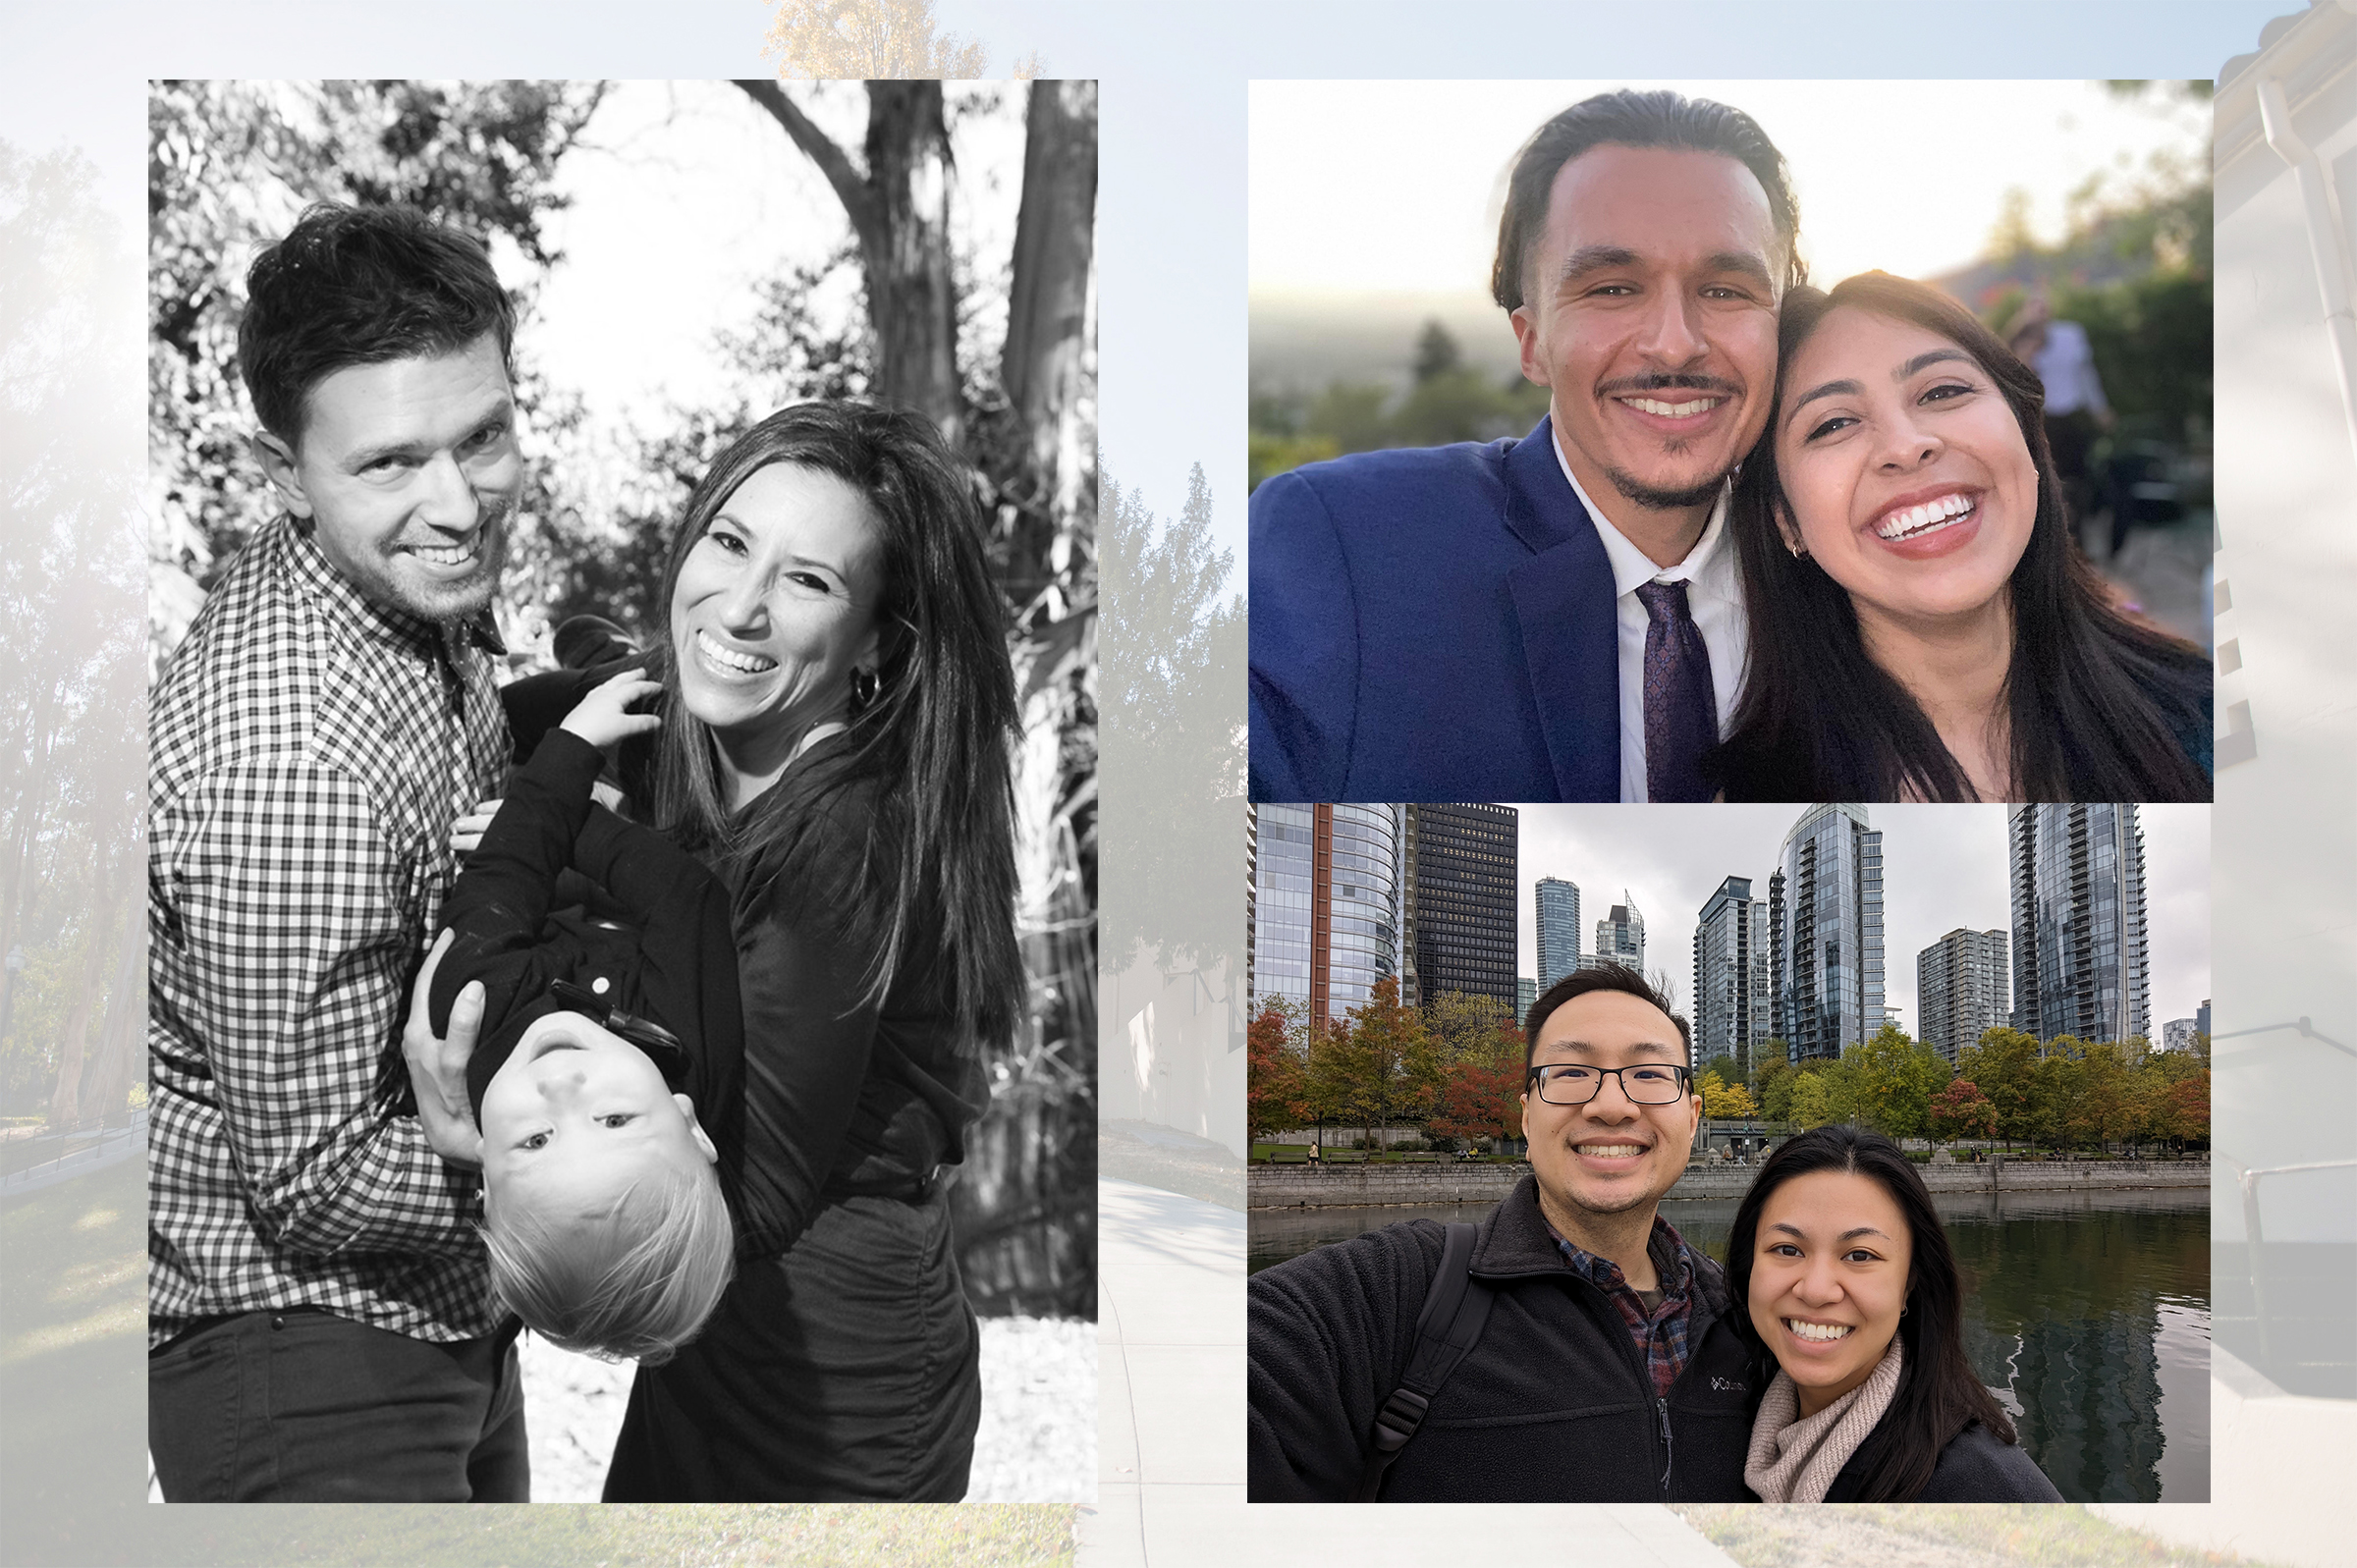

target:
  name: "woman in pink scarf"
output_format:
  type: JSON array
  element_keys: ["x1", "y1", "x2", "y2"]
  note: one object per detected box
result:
[{"x1": 1725, "y1": 1126, "x2": 2060, "y2": 1502}]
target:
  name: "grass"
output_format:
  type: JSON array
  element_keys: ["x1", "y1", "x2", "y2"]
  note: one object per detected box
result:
[{"x1": 1672, "y1": 1504, "x2": 2288, "y2": 1568}]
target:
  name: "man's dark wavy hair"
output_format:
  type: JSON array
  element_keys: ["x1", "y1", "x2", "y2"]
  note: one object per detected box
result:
[
  {"x1": 1726, "y1": 1125, "x2": 2024, "y2": 1502},
  {"x1": 1707, "y1": 271, "x2": 2212, "y2": 801},
  {"x1": 238, "y1": 202, "x2": 517, "y2": 448},
  {"x1": 1491, "y1": 88, "x2": 1805, "y2": 313}
]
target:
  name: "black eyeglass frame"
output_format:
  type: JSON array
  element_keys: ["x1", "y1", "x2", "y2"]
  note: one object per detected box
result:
[{"x1": 1525, "y1": 1061, "x2": 1694, "y2": 1106}]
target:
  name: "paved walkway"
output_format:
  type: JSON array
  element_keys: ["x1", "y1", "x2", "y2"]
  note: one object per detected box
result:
[
  {"x1": 1086, "y1": 1176, "x2": 1738, "y2": 1567},
  {"x1": 0, "y1": 1117, "x2": 145, "y2": 1199}
]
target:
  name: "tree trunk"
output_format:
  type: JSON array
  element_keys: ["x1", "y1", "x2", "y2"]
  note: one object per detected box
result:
[
  {"x1": 860, "y1": 81, "x2": 960, "y2": 442},
  {"x1": 80, "y1": 900, "x2": 144, "y2": 1123},
  {"x1": 732, "y1": 79, "x2": 960, "y2": 445},
  {"x1": 46, "y1": 884, "x2": 123, "y2": 1127},
  {"x1": 1000, "y1": 80, "x2": 1097, "y2": 613}
]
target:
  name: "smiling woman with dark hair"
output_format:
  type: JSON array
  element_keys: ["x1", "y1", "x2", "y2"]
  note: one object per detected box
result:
[
  {"x1": 1710, "y1": 271, "x2": 2212, "y2": 802},
  {"x1": 1727, "y1": 1126, "x2": 2061, "y2": 1502}
]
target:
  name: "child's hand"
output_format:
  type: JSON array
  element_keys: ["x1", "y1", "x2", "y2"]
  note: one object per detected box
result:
[
  {"x1": 560, "y1": 668, "x2": 663, "y2": 754},
  {"x1": 450, "y1": 798, "x2": 503, "y2": 858}
]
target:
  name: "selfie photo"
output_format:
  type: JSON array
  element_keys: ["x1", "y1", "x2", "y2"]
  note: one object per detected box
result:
[
  {"x1": 1246, "y1": 800, "x2": 2209, "y2": 1504},
  {"x1": 142, "y1": 76, "x2": 1097, "y2": 1504},
  {"x1": 1247, "y1": 80, "x2": 2215, "y2": 804}
]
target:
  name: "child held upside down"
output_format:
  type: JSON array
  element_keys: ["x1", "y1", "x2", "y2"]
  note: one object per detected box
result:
[{"x1": 418, "y1": 664, "x2": 745, "y2": 1363}]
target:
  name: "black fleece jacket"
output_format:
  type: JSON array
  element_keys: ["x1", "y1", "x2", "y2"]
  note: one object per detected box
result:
[
  {"x1": 1249, "y1": 1173, "x2": 1755, "y2": 1501},
  {"x1": 1819, "y1": 1417, "x2": 2063, "y2": 1502}
]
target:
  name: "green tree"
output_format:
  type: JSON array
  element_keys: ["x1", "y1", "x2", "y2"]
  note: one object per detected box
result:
[
  {"x1": 1341, "y1": 975, "x2": 1438, "y2": 1152},
  {"x1": 1701, "y1": 1053, "x2": 1743, "y2": 1092},
  {"x1": 1100, "y1": 466, "x2": 1244, "y2": 983},
  {"x1": 1851, "y1": 1023, "x2": 1949, "y2": 1141},
  {"x1": 1412, "y1": 318, "x2": 1462, "y2": 383},
  {"x1": 1758, "y1": 1057, "x2": 1803, "y2": 1123},
  {"x1": 1958, "y1": 1026, "x2": 2041, "y2": 1151},
  {"x1": 1789, "y1": 1070, "x2": 1835, "y2": 1130}
]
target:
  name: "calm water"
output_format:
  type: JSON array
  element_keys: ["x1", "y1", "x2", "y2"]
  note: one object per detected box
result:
[{"x1": 1249, "y1": 1186, "x2": 2209, "y2": 1502}]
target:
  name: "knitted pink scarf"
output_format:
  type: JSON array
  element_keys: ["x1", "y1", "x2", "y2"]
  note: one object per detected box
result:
[{"x1": 1742, "y1": 1336, "x2": 1905, "y2": 1502}]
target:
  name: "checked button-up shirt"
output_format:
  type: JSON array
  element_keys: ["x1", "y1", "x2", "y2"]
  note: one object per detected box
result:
[
  {"x1": 1550, "y1": 1214, "x2": 1703, "y2": 1400},
  {"x1": 147, "y1": 515, "x2": 509, "y2": 1347}
]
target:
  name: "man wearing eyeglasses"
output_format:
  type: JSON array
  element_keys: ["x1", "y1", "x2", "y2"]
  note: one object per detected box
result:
[{"x1": 1248, "y1": 963, "x2": 1755, "y2": 1501}]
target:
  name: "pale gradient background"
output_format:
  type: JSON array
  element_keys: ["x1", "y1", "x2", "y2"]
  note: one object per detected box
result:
[{"x1": 0, "y1": 2, "x2": 2337, "y2": 1566}]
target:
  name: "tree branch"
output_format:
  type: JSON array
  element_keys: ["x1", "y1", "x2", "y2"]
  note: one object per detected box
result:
[{"x1": 733, "y1": 79, "x2": 878, "y2": 245}]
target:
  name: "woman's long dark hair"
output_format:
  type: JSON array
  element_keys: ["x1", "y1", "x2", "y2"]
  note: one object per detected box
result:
[
  {"x1": 1709, "y1": 272, "x2": 2210, "y2": 802},
  {"x1": 650, "y1": 402, "x2": 1022, "y2": 1054},
  {"x1": 1727, "y1": 1126, "x2": 2018, "y2": 1502}
]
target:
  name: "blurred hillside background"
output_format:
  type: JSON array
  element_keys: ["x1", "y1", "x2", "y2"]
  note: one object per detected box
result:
[{"x1": 1250, "y1": 80, "x2": 2214, "y2": 647}]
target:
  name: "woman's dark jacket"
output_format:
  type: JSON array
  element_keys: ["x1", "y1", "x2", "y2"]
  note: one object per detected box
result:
[
  {"x1": 1249, "y1": 1173, "x2": 1755, "y2": 1501},
  {"x1": 604, "y1": 737, "x2": 990, "y2": 1501},
  {"x1": 1818, "y1": 1417, "x2": 2063, "y2": 1502}
]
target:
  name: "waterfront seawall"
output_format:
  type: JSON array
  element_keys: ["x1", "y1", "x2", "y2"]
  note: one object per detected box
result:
[{"x1": 1246, "y1": 1159, "x2": 2210, "y2": 1208}]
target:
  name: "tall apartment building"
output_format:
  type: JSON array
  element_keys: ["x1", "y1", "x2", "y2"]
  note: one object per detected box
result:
[
  {"x1": 1245, "y1": 802, "x2": 1403, "y2": 1025},
  {"x1": 1917, "y1": 927, "x2": 2010, "y2": 1064},
  {"x1": 1769, "y1": 803, "x2": 1885, "y2": 1063},
  {"x1": 2009, "y1": 803, "x2": 2150, "y2": 1047},
  {"x1": 1405, "y1": 803, "x2": 1519, "y2": 1016},
  {"x1": 1587, "y1": 892, "x2": 1646, "y2": 973},
  {"x1": 1692, "y1": 876, "x2": 1770, "y2": 1076},
  {"x1": 1534, "y1": 876, "x2": 1582, "y2": 992},
  {"x1": 1516, "y1": 976, "x2": 1536, "y2": 1021},
  {"x1": 2161, "y1": 1017, "x2": 2197, "y2": 1054}
]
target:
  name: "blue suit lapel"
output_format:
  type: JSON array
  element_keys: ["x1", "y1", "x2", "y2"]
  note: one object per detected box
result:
[{"x1": 1501, "y1": 417, "x2": 1620, "y2": 802}]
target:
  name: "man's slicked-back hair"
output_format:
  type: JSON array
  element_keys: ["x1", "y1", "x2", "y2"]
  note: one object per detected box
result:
[
  {"x1": 239, "y1": 201, "x2": 517, "y2": 448},
  {"x1": 1491, "y1": 88, "x2": 1805, "y2": 314},
  {"x1": 1522, "y1": 960, "x2": 1693, "y2": 1075}
]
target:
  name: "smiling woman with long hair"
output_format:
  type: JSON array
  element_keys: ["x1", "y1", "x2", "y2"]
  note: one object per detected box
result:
[
  {"x1": 1727, "y1": 1126, "x2": 2060, "y2": 1502},
  {"x1": 1709, "y1": 271, "x2": 2211, "y2": 802},
  {"x1": 595, "y1": 401, "x2": 1023, "y2": 1502}
]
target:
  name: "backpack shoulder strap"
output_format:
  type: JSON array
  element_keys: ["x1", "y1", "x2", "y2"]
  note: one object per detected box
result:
[{"x1": 1352, "y1": 1220, "x2": 1497, "y2": 1502}]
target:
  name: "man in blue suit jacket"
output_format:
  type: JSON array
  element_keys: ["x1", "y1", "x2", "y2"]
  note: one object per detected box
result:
[{"x1": 1250, "y1": 89, "x2": 1806, "y2": 803}]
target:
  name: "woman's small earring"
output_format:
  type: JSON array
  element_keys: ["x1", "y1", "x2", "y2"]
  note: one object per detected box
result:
[
  {"x1": 1787, "y1": 541, "x2": 1808, "y2": 562},
  {"x1": 850, "y1": 667, "x2": 880, "y2": 710}
]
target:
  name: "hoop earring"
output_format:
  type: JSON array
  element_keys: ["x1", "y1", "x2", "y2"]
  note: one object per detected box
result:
[{"x1": 850, "y1": 667, "x2": 880, "y2": 710}]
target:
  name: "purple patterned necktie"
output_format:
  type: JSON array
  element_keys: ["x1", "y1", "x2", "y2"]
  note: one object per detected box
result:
[{"x1": 1634, "y1": 579, "x2": 1717, "y2": 803}]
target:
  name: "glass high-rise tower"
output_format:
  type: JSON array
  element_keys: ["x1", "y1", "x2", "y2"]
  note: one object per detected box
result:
[
  {"x1": 2008, "y1": 803, "x2": 2149, "y2": 1047},
  {"x1": 1770, "y1": 803, "x2": 1884, "y2": 1063},
  {"x1": 1535, "y1": 876, "x2": 1581, "y2": 992},
  {"x1": 1246, "y1": 802, "x2": 1404, "y2": 1024},
  {"x1": 1694, "y1": 876, "x2": 1770, "y2": 1076}
]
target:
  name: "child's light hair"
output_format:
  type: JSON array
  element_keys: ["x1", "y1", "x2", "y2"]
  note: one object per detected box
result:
[{"x1": 482, "y1": 1159, "x2": 735, "y2": 1364}]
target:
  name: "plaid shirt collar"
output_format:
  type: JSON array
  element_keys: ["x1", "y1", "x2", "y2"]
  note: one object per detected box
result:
[{"x1": 1547, "y1": 1213, "x2": 1701, "y2": 1398}]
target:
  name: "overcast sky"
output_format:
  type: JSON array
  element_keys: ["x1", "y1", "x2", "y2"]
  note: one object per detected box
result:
[
  {"x1": 1509, "y1": 803, "x2": 2209, "y2": 1039},
  {"x1": 1252, "y1": 79, "x2": 2211, "y2": 298}
]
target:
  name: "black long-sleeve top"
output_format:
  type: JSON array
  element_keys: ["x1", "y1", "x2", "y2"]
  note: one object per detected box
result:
[
  {"x1": 720, "y1": 736, "x2": 990, "y2": 1261},
  {"x1": 425, "y1": 719, "x2": 744, "y2": 1205}
]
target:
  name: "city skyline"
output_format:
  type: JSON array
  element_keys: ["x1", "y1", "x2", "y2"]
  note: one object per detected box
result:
[{"x1": 1513, "y1": 804, "x2": 2208, "y2": 1050}]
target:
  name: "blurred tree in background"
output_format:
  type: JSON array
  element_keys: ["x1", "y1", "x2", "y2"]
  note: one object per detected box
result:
[
  {"x1": 0, "y1": 140, "x2": 143, "y2": 1128},
  {"x1": 1249, "y1": 316, "x2": 1550, "y2": 491}
]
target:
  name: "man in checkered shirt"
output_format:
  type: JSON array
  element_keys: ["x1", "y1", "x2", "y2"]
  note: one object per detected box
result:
[{"x1": 147, "y1": 204, "x2": 529, "y2": 1502}]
